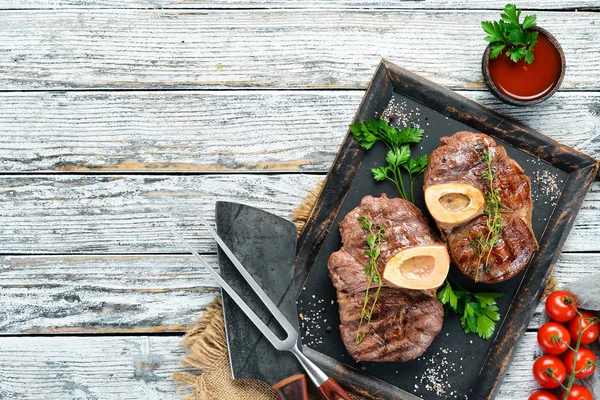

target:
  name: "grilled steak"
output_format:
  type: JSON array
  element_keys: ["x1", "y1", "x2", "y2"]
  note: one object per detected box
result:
[
  {"x1": 424, "y1": 131, "x2": 538, "y2": 283},
  {"x1": 328, "y1": 195, "x2": 445, "y2": 362}
]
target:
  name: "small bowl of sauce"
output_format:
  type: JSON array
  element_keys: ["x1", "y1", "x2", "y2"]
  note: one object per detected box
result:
[{"x1": 482, "y1": 27, "x2": 565, "y2": 106}]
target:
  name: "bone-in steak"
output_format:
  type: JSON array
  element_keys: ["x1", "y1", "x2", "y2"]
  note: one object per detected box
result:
[
  {"x1": 424, "y1": 131, "x2": 538, "y2": 283},
  {"x1": 328, "y1": 195, "x2": 445, "y2": 362}
]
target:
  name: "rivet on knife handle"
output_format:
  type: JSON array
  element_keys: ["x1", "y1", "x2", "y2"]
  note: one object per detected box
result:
[
  {"x1": 316, "y1": 377, "x2": 353, "y2": 400},
  {"x1": 272, "y1": 374, "x2": 309, "y2": 400}
]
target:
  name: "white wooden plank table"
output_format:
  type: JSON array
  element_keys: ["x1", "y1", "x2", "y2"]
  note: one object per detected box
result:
[{"x1": 0, "y1": 1, "x2": 598, "y2": 399}]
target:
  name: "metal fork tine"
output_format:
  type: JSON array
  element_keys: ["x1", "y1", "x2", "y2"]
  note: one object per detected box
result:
[
  {"x1": 169, "y1": 227, "x2": 286, "y2": 348},
  {"x1": 194, "y1": 209, "x2": 297, "y2": 336}
]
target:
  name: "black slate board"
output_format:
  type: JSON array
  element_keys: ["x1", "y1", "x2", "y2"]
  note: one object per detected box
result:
[{"x1": 294, "y1": 60, "x2": 599, "y2": 400}]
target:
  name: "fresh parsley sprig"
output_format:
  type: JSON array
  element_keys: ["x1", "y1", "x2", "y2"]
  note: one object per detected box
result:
[
  {"x1": 350, "y1": 119, "x2": 428, "y2": 203},
  {"x1": 355, "y1": 215, "x2": 385, "y2": 344},
  {"x1": 482, "y1": 4, "x2": 538, "y2": 64},
  {"x1": 437, "y1": 278, "x2": 503, "y2": 340}
]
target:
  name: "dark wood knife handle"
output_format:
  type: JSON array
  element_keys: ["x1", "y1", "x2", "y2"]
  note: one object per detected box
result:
[
  {"x1": 273, "y1": 374, "x2": 309, "y2": 400},
  {"x1": 316, "y1": 377, "x2": 353, "y2": 400}
]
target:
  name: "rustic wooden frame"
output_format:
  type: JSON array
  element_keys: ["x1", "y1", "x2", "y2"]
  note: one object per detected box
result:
[{"x1": 294, "y1": 59, "x2": 599, "y2": 400}]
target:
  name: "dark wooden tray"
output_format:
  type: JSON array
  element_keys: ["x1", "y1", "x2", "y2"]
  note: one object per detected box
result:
[{"x1": 294, "y1": 60, "x2": 599, "y2": 400}]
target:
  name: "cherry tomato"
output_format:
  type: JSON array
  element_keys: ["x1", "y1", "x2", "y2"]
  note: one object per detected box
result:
[
  {"x1": 528, "y1": 390, "x2": 558, "y2": 400},
  {"x1": 537, "y1": 322, "x2": 571, "y2": 355},
  {"x1": 564, "y1": 346, "x2": 597, "y2": 379},
  {"x1": 532, "y1": 355, "x2": 567, "y2": 389},
  {"x1": 568, "y1": 310, "x2": 600, "y2": 345},
  {"x1": 562, "y1": 384, "x2": 593, "y2": 400},
  {"x1": 545, "y1": 290, "x2": 578, "y2": 322}
]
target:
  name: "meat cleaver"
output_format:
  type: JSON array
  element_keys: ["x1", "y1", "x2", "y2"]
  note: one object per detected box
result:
[{"x1": 216, "y1": 201, "x2": 308, "y2": 400}]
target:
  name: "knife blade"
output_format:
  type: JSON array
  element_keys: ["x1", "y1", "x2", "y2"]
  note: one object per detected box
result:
[{"x1": 215, "y1": 201, "x2": 308, "y2": 399}]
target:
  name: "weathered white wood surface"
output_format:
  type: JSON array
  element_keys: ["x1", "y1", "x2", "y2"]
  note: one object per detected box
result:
[
  {"x1": 0, "y1": 174, "x2": 597, "y2": 253},
  {"x1": 0, "y1": 174, "x2": 315, "y2": 254},
  {"x1": 0, "y1": 332, "x2": 545, "y2": 399},
  {"x1": 0, "y1": 255, "x2": 219, "y2": 334},
  {"x1": 0, "y1": 335, "x2": 186, "y2": 400},
  {"x1": 0, "y1": 91, "x2": 598, "y2": 173},
  {"x1": 0, "y1": 2, "x2": 597, "y2": 399},
  {"x1": 0, "y1": 10, "x2": 599, "y2": 90},
  {"x1": 0, "y1": 0, "x2": 598, "y2": 9},
  {"x1": 0, "y1": 253, "x2": 594, "y2": 334}
]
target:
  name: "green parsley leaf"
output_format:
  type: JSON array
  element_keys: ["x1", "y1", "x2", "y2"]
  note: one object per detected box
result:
[
  {"x1": 401, "y1": 154, "x2": 428, "y2": 174},
  {"x1": 490, "y1": 43, "x2": 506, "y2": 59},
  {"x1": 437, "y1": 278, "x2": 503, "y2": 340},
  {"x1": 461, "y1": 302, "x2": 479, "y2": 333},
  {"x1": 396, "y1": 127, "x2": 424, "y2": 144},
  {"x1": 350, "y1": 119, "x2": 428, "y2": 202},
  {"x1": 525, "y1": 30, "x2": 539, "y2": 47},
  {"x1": 501, "y1": 4, "x2": 521, "y2": 26},
  {"x1": 437, "y1": 280, "x2": 459, "y2": 312},
  {"x1": 507, "y1": 26, "x2": 526, "y2": 45},
  {"x1": 474, "y1": 292, "x2": 503, "y2": 307},
  {"x1": 372, "y1": 166, "x2": 389, "y2": 181},
  {"x1": 482, "y1": 21, "x2": 505, "y2": 43},
  {"x1": 385, "y1": 146, "x2": 410, "y2": 168},
  {"x1": 506, "y1": 46, "x2": 527, "y2": 62},
  {"x1": 414, "y1": 154, "x2": 429, "y2": 172},
  {"x1": 522, "y1": 14, "x2": 537, "y2": 30},
  {"x1": 349, "y1": 123, "x2": 377, "y2": 149},
  {"x1": 481, "y1": 4, "x2": 538, "y2": 64},
  {"x1": 477, "y1": 312, "x2": 498, "y2": 340},
  {"x1": 524, "y1": 49, "x2": 534, "y2": 64}
]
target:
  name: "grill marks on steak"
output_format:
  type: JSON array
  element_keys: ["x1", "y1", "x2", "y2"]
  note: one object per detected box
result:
[
  {"x1": 425, "y1": 132, "x2": 531, "y2": 213},
  {"x1": 338, "y1": 288, "x2": 443, "y2": 362},
  {"x1": 425, "y1": 131, "x2": 538, "y2": 283},
  {"x1": 447, "y1": 215, "x2": 537, "y2": 282},
  {"x1": 337, "y1": 194, "x2": 441, "y2": 279},
  {"x1": 328, "y1": 195, "x2": 444, "y2": 362}
]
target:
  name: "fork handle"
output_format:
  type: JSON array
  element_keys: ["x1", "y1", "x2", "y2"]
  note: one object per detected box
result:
[{"x1": 316, "y1": 377, "x2": 353, "y2": 400}]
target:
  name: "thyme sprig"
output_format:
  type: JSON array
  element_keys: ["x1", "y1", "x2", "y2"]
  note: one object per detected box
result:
[
  {"x1": 355, "y1": 215, "x2": 385, "y2": 344},
  {"x1": 471, "y1": 149, "x2": 503, "y2": 282}
]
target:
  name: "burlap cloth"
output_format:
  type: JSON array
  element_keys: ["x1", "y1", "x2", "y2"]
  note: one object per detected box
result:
[{"x1": 173, "y1": 181, "x2": 558, "y2": 400}]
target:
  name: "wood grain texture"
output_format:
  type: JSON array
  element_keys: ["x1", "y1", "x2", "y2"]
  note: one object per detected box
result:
[
  {"x1": 0, "y1": 178, "x2": 597, "y2": 255},
  {"x1": 273, "y1": 374, "x2": 309, "y2": 400},
  {"x1": 499, "y1": 332, "x2": 548, "y2": 400},
  {"x1": 0, "y1": 174, "x2": 316, "y2": 254},
  {"x1": 0, "y1": 253, "x2": 591, "y2": 334},
  {"x1": 0, "y1": 335, "x2": 185, "y2": 400},
  {"x1": 0, "y1": 91, "x2": 598, "y2": 173},
  {"x1": 0, "y1": 91, "x2": 348, "y2": 173},
  {"x1": 0, "y1": 0, "x2": 598, "y2": 9},
  {"x1": 0, "y1": 10, "x2": 599, "y2": 90},
  {"x1": 0, "y1": 254, "x2": 218, "y2": 334},
  {"x1": 0, "y1": 332, "x2": 550, "y2": 400}
]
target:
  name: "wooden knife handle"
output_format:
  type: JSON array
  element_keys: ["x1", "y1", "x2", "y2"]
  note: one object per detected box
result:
[
  {"x1": 273, "y1": 374, "x2": 309, "y2": 400},
  {"x1": 316, "y1": 377, "x2": 353, "y2": 400}
]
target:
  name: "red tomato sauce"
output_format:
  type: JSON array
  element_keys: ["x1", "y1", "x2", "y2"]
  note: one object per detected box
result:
[{"x1": 488, "y1": 33, "x2": 562, "y2": 101}]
